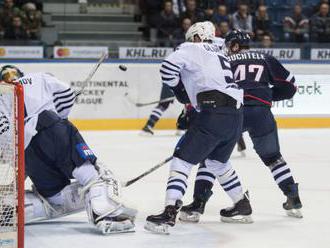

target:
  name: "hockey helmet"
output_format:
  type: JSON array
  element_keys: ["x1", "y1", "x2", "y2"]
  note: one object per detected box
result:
[
  {"x1": 224, "y1": 29, "x2": 250, "y2": 53},
  {"x1": 185, "y1": 22, "x2": 214, "y2": 42},
  {"x1": 0, "y1": 65, "x2": 24, "y2": 83}
]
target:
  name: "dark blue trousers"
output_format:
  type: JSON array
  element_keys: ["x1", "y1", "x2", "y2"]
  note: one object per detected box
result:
[
  {"x1": 25, "y1": 110, "x2": 97, "y2": 197},
  {"x1": 174, "y1": 106, "x2": 243, "y2": 164},
  {"x1": 243, "y1": 106, "x2": 281, "y2": 163}
]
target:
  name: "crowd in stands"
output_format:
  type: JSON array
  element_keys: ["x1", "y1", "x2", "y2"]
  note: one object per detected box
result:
[
  {"x1": 139, "y1": 0, "x2": 330, "y2": 47},
  {"x1": 0, "y1": 0, "x2": 43, "y2": 41}
]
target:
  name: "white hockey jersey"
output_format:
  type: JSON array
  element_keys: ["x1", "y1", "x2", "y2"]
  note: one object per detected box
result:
[
  {"x1": 160, "y1": 42, "x2": 243, "y2": 109},
  {"x1": 18, "y1": 72, "x2": 75, "y2": 149}
]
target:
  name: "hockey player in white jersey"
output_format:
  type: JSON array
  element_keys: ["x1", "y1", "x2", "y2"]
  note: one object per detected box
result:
[
  {"x1": 145, "y1": 22, "x2": 252, "y2": 234},
  {"x1": 0, "y1": 65, "x2": 137, "y2": 234}
]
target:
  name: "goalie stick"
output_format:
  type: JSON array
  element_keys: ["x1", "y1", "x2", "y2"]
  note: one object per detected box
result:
[
  {"x1": 124, "y1": 93, "x2": 175, "y2": 107},
  {"x1": 122, "y1": 156, "x2": 173, "y2": 187}
]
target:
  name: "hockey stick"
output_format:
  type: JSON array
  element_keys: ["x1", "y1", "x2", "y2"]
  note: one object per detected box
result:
[
  {"x1": 122, "y1": 156, "x2": 173, "y2": 187},
  {"x1": 75, "y1": 52, "x2": 108, "y2": 97},
  {"x1": 124, "y1": 93, "x2": 175, "y2": 107}
]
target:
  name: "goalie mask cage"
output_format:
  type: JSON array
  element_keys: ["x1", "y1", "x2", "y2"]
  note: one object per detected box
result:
[{"x1": 0, "y1": 83, "x2": 24, "y2": 248}]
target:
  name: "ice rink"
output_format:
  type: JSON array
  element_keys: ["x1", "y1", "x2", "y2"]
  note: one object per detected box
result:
[{"x1": 25, "y1": 129, "x2": 330, "y2": 248}]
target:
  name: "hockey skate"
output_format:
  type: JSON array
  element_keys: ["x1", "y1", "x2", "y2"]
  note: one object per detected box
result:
[
  {"x1": 179, "y1": 190, "x2": 212, "y2": 223},
  {"x1": 144, "y1": 200, "x2": 182, "y2": 234},
  {"x1": 140, "y1": 125, "x2": 154, "y2": 136},
  {"x1": 220, "y1": 191, "x2": 253, "y2": 224},
  {"x1": 283, "y1": 183, "x2": 303, "y2": 218},
  {"x1": 179, "y1": 200, "x2": 206, "y2": 223}
]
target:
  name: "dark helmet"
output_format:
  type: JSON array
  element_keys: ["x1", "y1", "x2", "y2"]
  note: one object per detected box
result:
[
  {"x1": 225, "y1": 29, "x2": 250, "y2": 49},
  {"x1": 0, "y1": 65, "x2": 24, "y2": 83}
]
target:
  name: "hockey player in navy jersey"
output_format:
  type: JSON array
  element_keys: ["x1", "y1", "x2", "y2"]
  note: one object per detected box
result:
[
  {"x1": 144, "y1": 23, "x2": 252, "y2": 234},
  {"x1": 0, "y1": 65, "x2": 137, "y2": 234},
  {"x1": 179, "y1": 30, "x2": 303, "y2": 223}
]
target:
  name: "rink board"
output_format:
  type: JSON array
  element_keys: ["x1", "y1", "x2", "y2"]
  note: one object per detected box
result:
[{"x1": 5, "y1": 60, "x2": 330, "y2": 128}]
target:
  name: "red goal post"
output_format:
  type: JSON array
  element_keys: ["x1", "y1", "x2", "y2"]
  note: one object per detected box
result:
[{"x1": 0, "y1": 82, "x2": 24, "y2": 248}]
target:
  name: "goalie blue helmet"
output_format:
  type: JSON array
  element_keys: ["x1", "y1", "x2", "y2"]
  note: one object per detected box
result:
[{"x1": 0, "y1": 65, "x2": 24, "y2": 83}]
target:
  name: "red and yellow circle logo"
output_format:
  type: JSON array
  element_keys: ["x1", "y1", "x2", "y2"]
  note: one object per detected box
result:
[{"x1": 56, "y1": 48, "x2": 70, "y2": 57}]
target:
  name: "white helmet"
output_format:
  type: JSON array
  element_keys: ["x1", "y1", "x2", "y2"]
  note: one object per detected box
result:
[
  {"x1": 202, "y1": 21, "x2": 216, "y2": 40},
  {"x1": 185, "y1": 22, "x2": 208, "y2": 42}
]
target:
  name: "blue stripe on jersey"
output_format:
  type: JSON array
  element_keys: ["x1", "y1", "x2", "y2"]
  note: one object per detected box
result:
[
  {"x1": 163, "y1": 60, "x2": 180, "y2": 70},
  {"x1": 57, "y1": 102, "x2": 74, "y2": 113},
  {"x1": 53, "y1": 88, "x2": 71, "y2": 96},
  {"x1": 160, "y1": 69, "x2": 174, "y2": 76},
  {"x1": 53, "y1": 91, "x2": 74, "y2": 103},
  {"x1": 161, "y1": 76, "x2": 176, "y2": 81},
  {"x1": 55, "y1": 95, "x2": 75, "y2": 109},
  {"x1": 161, "y1": 64, "x2": 180, "y2": 74}
]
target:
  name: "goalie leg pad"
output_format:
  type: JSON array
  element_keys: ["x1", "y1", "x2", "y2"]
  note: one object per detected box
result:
[
  {"x1": 25, "y1": 181, "x2": 85, "y2": 223},
  {"x1": 82, "y1": 171, "x2": 137, "y2": 234}
]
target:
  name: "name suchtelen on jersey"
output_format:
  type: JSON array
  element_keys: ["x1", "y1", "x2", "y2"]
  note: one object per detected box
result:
[
  {"x1": 228, "y1": 51, "x2": 296, "y2": 106},
  {"x1": 160, "y1": 42, "x2": 243, "y2": 109},
  {"x1": 18, "y1": 73, "x2": 75, "y2": 148}
]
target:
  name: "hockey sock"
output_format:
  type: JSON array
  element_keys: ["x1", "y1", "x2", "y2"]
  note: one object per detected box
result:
[
  {"x1": 165, "y1": 157, "x2": 193, "y2": 206},
  {"x1": 269, "y1": 158, "x2": 295, "y2": 195},
  {"x1": 72, "y1": 161, "x2": 98, "y2": 186},
  {"x1": 145, "y1": 106, "x2": 165, "y2": 128},
  {"x1": 205, "y1": 159, "x2": 244, "y2": 203},
  {"x1": 194, "y1": 162, "x2": 215, "y2": 200}
]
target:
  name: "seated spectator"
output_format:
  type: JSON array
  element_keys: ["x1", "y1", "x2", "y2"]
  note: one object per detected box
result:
[
  {"x1": 0, "y1": 0, "x2": 22, "y2": 36},
  {"x1": 21, "y1": 2, "x2": 42, "y2": 40},
  {"x1": 173, "y1": 17, "x2": 192, "y2": 46},
  {"x1": 217, "y1": 21, "x2": 231, "y2": 38},
  {"x1": 310, "y1": 3, "x2": 330, "y2": 42},
  {"x1": 4, "y1": 16, "x2": 29, "y2": 40},
  {"x1": 201, "y1": 5, "x2": 216, "y2": 22},
  {"x1": 157, "y1": 0, "x2": 179, "y2": 47},
  {"x1": 283, "y1": 4, "x2": 309, "y2": 42},
  {"x1": 213, "y1": 5, "x2": 231, "y2": 25},
  {"x1": 232, "y1": 3, "x2": 254, "y2": 37},
  {"x1": 180, "y1": 0, "x2": 204, "y2": 23},
  {"x1": 236, "y1": 0, "x2": 260, "y2": 14},
  {"x1": 260, "y1": 34, "x2": 273, "y2": 48},
  {"x1": 254, "y1": 5, "x2": 271, "y2": 41},
  {"x1": 15, "y1": 0, "x2": 43, "y2": 11}
]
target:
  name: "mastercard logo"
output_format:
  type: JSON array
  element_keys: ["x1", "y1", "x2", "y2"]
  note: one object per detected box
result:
[
  {"x1": 56, "y1": 48, "x2": 70, "y2": 57},
  {"x1": 0, "y1": 48, "x2": 6, "y2": 57}
]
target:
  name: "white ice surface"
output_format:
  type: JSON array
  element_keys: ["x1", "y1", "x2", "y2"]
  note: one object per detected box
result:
[{"x1": 25, "y1": 129, "x2": 330, "y2": 248}]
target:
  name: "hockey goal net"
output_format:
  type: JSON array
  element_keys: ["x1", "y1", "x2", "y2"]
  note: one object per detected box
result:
[{"x1": 0, "y1": 83, "x2": 24, "y2": 248}]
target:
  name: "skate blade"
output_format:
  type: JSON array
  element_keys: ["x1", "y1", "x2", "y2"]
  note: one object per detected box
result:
[
  {"x1": 221, "y1": 215, "x2": 253, "y2": 224},
  {"x1": 144, "y1": 221, "x2": 170, "y2": 235},
  {"x1": 97, "y1": 220, "x2": 135, "y2": 235},
  {"x1": 179, "y1": 211, "x2": 200, "y2": 223},
  {"x1": 175, "y1": 130, "x2": 185, "y2": 136},
  {"x1": 286, "y1": 209, "x2": 303, "y2": 218},
  {"x1": 139, "y1": 131, "x2": 153, "y2": 137}
]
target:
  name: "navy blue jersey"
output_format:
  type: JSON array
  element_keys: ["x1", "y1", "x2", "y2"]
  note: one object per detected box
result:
[{"x1": 227, "y1": 51, "x2": 296, "y2": 106}]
